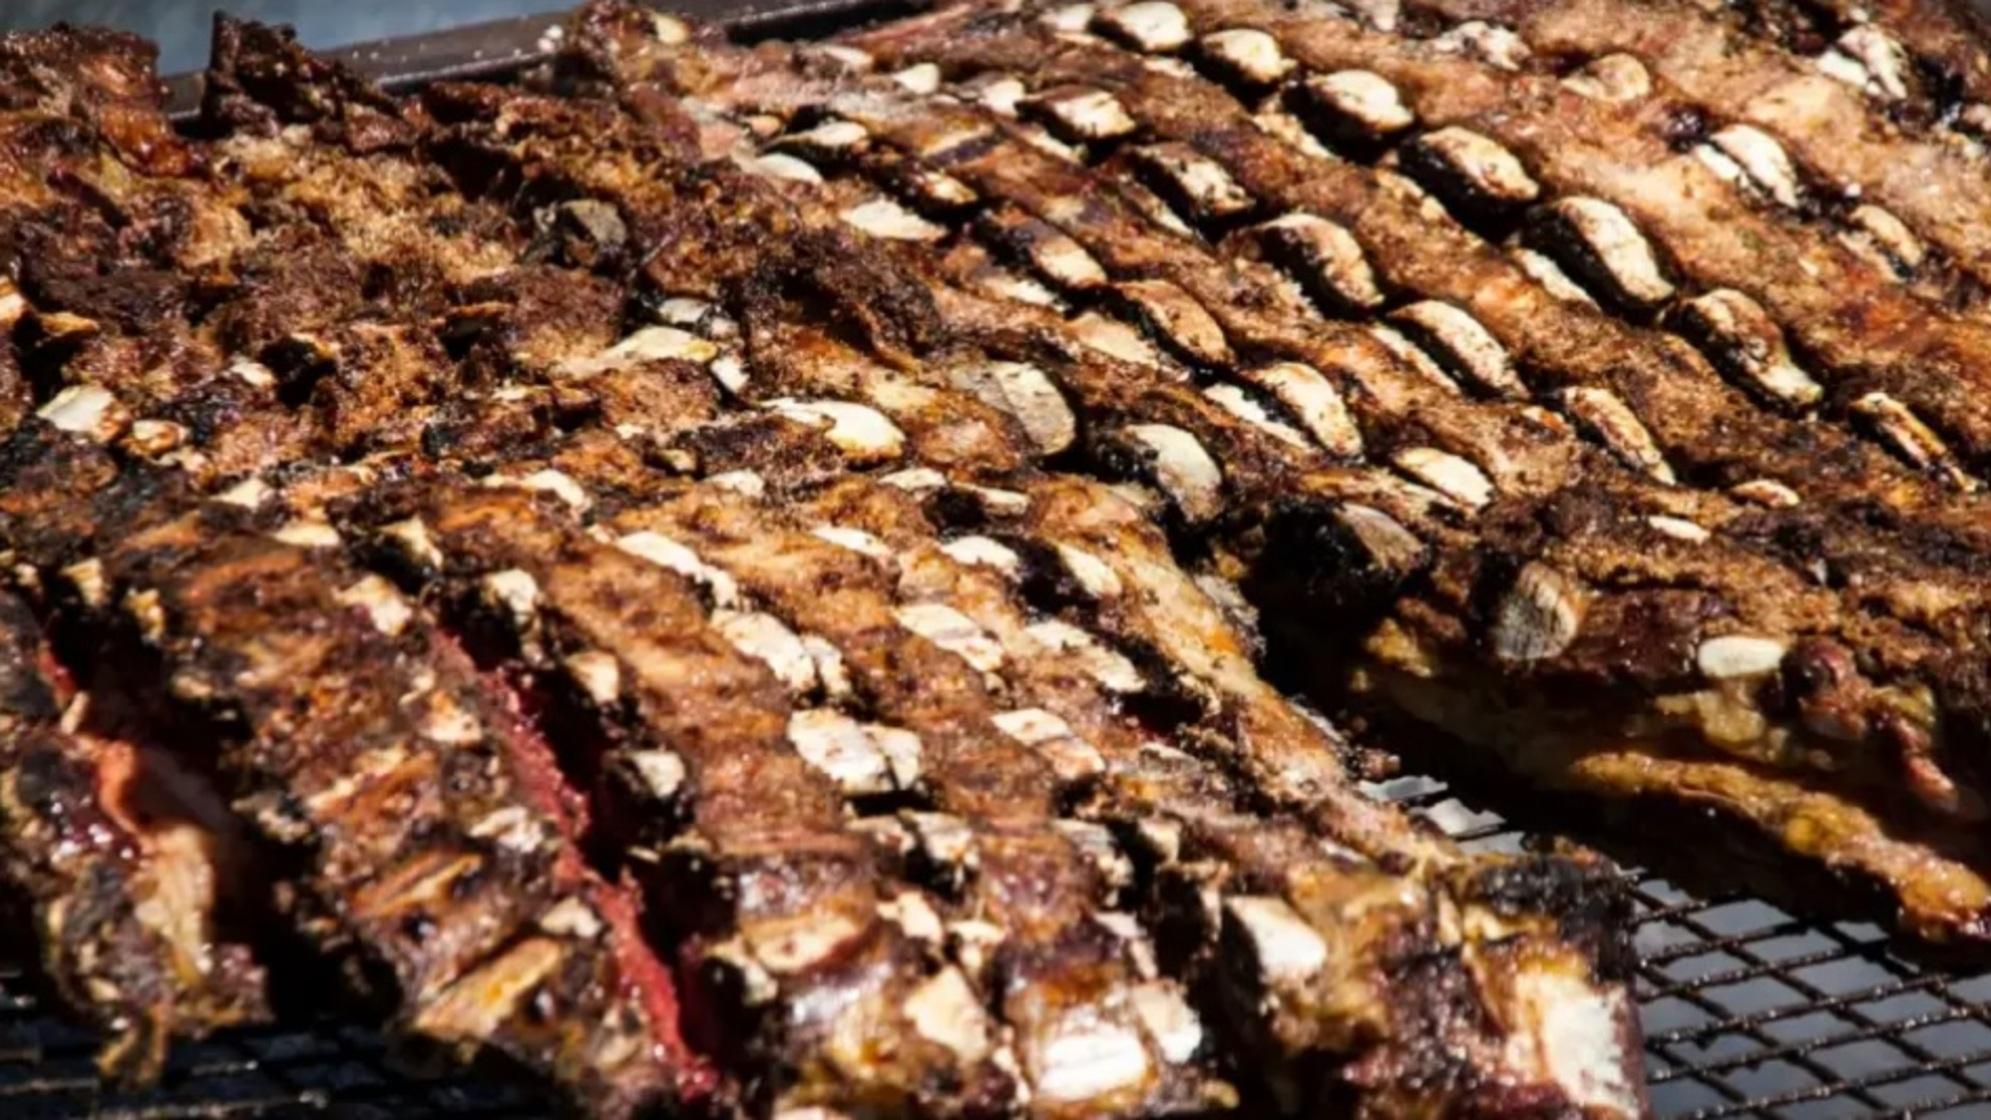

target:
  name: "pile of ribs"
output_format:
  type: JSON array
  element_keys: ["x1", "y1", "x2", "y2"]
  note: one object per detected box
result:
[{"x1": 4, "y1": 0, "x2": 1991, "y2": 1112}]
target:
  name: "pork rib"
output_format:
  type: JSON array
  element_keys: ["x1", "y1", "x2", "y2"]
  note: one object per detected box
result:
[
  {"x1": 0, "y1": 11, "x2": 1655, "y2": 1116},
  {"x1": 0, "y1": 589, "x2": 269, "y2": 1081},
  {"x1": 526, "y1": 0, "x2": 1991, "y2": 947},
  {"x1": 0, "y1": 437, "x2": 704, "y2": 1118}
]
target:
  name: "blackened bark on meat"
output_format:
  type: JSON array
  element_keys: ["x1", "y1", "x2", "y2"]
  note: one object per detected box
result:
[
  {"x1": 346, "y1": 481, "x2": 1019, "y2": 1117},
  {"x1": 797, "y1": 0, "x2": 1991, "y2": 946},
  {"x1": 0, "y1": 23, "x2": 199, "y2": 177},
  {"x1": 0, "y1": 442, "x2": 703, "y2": 1118},
  {"x1": 201, "y1": 15, "x2": 418, "y2": 152},
  {"x1": 0, "y1": 10, "x2": 1661, "y2": 1117},
  {"x1": 0, "y1": 590, "x2": 269, "y2": 1082}
]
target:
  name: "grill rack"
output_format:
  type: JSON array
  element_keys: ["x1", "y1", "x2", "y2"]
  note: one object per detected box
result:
[
  {"x1": 1385, "y1": 775, "x2": 1991, "y2": 1119},
  {"x1": 27, "y1": 2, "x2": 1987, "y2": 1116}
]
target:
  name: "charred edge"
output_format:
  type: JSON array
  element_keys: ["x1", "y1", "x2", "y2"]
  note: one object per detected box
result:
[
  {"x1": 1352, "y1": 692, "x2": 1991, "y2": 955},
  {"x1": 349, "y1": 533, "x2": 725, "y2": 1069},
  {"x1": 13, "y1": 591, "x2": 305, "y2": 1065}
]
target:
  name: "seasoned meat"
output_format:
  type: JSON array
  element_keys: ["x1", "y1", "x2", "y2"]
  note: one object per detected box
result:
[
  {"x1": 0, "y1": 590, "x2": 268, "y2": 1082},
  {"x1": 1399, "y1": 0, "x2": 1991, "y2": 304},
  {"x1": 0, "y1": 8, "x2": 1658, "y2": 1118},
  {"x1": 0, "y1": 435, "x2": 705, "y2": 1118},
  {"x1": 1138, "y1": 0, "x2": 1991, "y2": 476},
  {"x1": 522, "y1": 0, "x2": 1991, "y2": 952}
]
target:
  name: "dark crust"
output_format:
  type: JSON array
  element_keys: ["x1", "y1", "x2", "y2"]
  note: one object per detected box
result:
[
  {"x1": 0, "y1": 9, "x2": 1656, "y2": 1118},
  {"x1": 824, "y1": 0, "x2": 1991, "y2": 950},
  {"x1": 0, "y1": 23, "x2": 197, "y2": 175},
  {"x1": 200, "y1": 15, "x2": 420, "y2": 151},
  {"x1": 0, "y1": 590, "x2": 269, "y2": 1083}
]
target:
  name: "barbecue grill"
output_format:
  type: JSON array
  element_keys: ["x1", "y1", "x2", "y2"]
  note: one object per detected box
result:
[{"x1": 4, "y1": 2, "x2": 1988, "y2": 1116}]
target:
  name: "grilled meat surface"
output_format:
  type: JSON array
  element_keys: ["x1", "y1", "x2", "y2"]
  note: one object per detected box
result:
[
  {"x1": 11, "y1": 0, "x2": 1991, "y2": 1108},
  {"x1": 20, "y1": 0, "x2": 1991, "y2": 1107},
  {"x1": 0, "y1": 589, "x2": 269, "y2": 1082},
  {"x1": 540, "y1": 0, "x2": 1991, "y2": 951},
  {"x1": 0, "y1": 8, "x2": 1647, "y2": 1120}
]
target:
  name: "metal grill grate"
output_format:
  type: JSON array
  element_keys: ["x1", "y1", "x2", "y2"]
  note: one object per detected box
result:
[
  {"x1": 1377, "y1": 775, "x2": 1991, "y2": 1120},
  {"x1": 3, "y1": 774, "x2": 1986, "y2": 1118},
  {"x1": 0, "y1": 967, "x2": 551, "y2": 1119}
]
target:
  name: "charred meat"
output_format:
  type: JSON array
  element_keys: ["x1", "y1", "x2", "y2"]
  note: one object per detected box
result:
[
  {"x1": 531, "y1": 0, "x2": 1991, "y2": 948},
  {"x1": 0, "y1": 9, "x2": 1646, "y2": 1120}
]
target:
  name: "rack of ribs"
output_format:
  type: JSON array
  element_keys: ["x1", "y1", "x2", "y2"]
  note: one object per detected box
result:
[
  {"x1": 0, "y1": 9, "x2": 1645, "y2": 1119},
  {"x1": 530, "y1": 0, "x2": 1991, "y2": 949},
  {"x1": 0, "y1": 588, "x2": 269, "y2": 1081}
]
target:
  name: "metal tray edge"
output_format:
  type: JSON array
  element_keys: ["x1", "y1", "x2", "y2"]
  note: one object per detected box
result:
[{"x1": 162, "y1": 0, "x2": 923, "y2": 118}]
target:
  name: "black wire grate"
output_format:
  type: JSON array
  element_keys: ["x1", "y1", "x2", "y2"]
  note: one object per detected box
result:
[
  {"x1": 0, "y1": 970, "x2": 553, "y2": 1119},
  {"x1": 4, "y1": 773, "x2": 1986, "y2": 1118},
  {"x1": 1375, "y1": 774, "x2": 1991, "y2": 1120}
]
